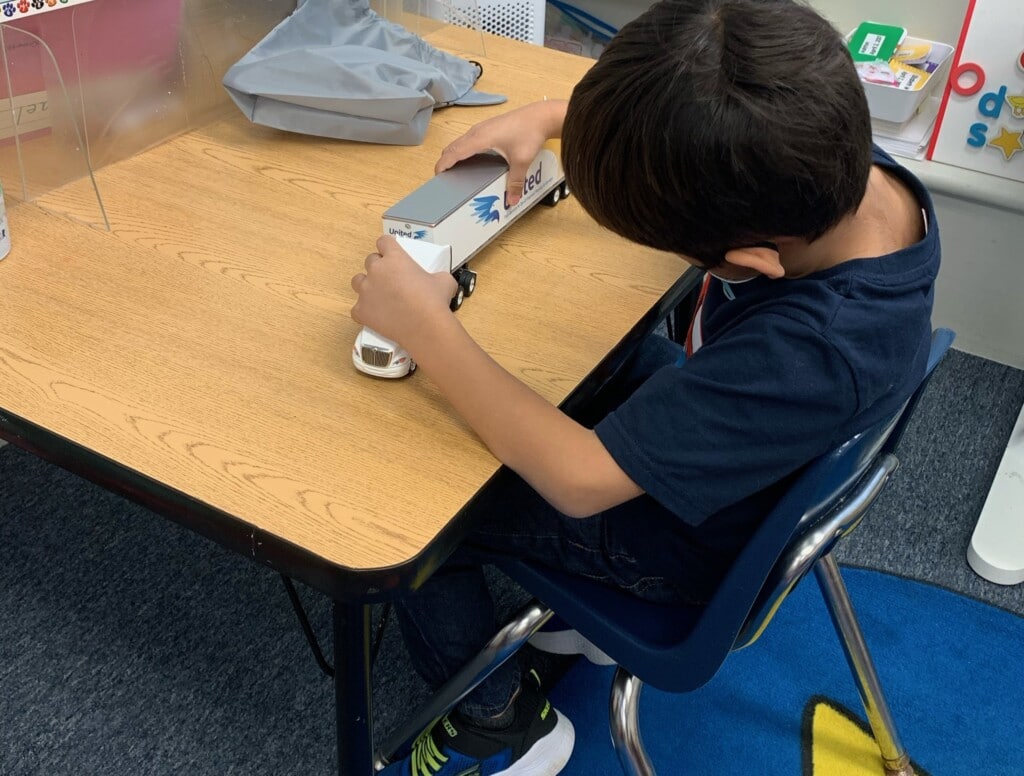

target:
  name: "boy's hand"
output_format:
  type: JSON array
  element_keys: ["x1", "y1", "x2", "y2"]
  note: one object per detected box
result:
[
  {"x1": 350, "y1": 235, "x2": 457, "y2": 345},
  {"x1": 435, "y1": 100, "x2": 567, "y2": 206}
]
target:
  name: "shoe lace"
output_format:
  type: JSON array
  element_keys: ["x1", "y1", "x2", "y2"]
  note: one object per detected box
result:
[{"x1": 409, "y1": 720, "x2": 449, "y2": 776}]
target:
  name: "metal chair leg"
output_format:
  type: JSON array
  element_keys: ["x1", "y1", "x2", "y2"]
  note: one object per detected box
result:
[
  {"x1": 609, "y1": 667, "x2": 655, "y2": 776},
  {"x1": 374, "y1": 601, "x2": 553, "y2": 770},
  {"x1": 814, "y1": 554, "x2": 916, "y2": 776}
]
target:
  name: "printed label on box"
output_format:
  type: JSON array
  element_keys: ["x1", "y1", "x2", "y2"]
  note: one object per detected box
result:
[
  {"x1": 848, "y1": 21, "x2": 906, "y2": 63},
  {"x1": 859, "y1": 34, "x2": 887, "y2": 58},
  {"x1": 891, "y1": 62, "x2": 930, "y2": 92}
]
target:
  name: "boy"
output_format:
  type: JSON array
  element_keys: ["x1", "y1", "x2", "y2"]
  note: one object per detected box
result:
[{"x1": 351, "y1": 1, "x2": 940, "y2": 774}]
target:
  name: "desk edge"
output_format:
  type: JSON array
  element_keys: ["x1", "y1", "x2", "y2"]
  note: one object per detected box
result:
[{"x1": 0, "y1": 268, "x2": 699, "y2": 603}]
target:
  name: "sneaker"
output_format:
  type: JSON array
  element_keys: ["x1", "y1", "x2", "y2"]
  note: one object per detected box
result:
[
  {"x1": 380, "y1": 676, "x2": 574, "y2": 776},
  {"x1": 529, "y1": 617, "x2": 616, "y2": 667}
]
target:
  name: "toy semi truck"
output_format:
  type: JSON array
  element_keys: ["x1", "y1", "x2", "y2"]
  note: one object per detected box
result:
[{"x1": 353, "y1": 148, "x2": 569, "y2": 378}]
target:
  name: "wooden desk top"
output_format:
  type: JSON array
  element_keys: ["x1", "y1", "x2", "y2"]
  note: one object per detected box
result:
[{"x1": 0, "y1": 27, "x2": 687, "y2": 593}]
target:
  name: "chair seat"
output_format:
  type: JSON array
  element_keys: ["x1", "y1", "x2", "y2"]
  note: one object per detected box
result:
[
  {"x1": 503, "y1": 452, "x2": 819, "y2": 693},
  {"x1": 511, "y1": 562, "x2": 702, "y2": 648},
  {"x1": 505, "y1": 561, "x2": 715, "y2": 690}
]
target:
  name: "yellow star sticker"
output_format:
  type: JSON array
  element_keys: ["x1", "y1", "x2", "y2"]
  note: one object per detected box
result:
[{"x1": 987, "y1": 126, "x2": 1024, "y2": 161}]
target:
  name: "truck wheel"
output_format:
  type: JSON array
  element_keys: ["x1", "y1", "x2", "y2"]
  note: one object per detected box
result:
[
  {"x1": 408, "y1": 360, "x2": 417, "y2": 375},
  {"x1": 461, "y1": 269, "x2": 477, "y2": 296},
  {"x1": 542, "y1": 186, "x2": 561, "y2": 207},
  {"x1": 560, "y1": 182, "x2": 570, "y2": 199},
  {"x1": 450, "y1": 285, "x2": 465, "y2": 311}
]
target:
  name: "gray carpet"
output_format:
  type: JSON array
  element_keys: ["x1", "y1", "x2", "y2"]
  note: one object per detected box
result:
[
  {"x1": 1, "y1": 347, "x2": 1022, "y2": 775},
  {"x1": 834, "y1": 348, "x2": 1024, "y2": 614}
]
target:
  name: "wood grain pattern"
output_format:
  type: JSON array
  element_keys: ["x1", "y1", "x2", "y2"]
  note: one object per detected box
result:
[{"x1": 0, "y1": 28, "x2": 687, "y2": 571}]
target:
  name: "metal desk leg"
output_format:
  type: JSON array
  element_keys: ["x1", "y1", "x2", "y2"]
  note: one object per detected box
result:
[{"x1": 334, "y1": 601, "x2": 375, "y2": 776}]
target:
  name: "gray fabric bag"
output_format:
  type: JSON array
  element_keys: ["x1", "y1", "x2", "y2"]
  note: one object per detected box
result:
[{"x1": 223, "y1": 0, "x2": 506, "y2": 145}]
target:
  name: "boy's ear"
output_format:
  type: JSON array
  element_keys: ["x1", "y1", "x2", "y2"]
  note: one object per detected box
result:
[{"x1": 724, "y1": 244, "x2": 785, "y2": 279}]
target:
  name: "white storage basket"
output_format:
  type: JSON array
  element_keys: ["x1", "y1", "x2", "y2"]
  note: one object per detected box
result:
[{"x1": 436, "y1": 0, "x2": 547, "y2": 45}]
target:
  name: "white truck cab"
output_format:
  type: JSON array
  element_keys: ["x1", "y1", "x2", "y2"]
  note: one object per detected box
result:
[{"x1": 353, "y1": 148, "x2": 568, "y2": 378}]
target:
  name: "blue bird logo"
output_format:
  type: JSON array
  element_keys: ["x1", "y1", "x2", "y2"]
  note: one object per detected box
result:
[
  {"x1": 413, "y1": 229, "x2": 428, "y2": 239},
  {"x1": 471, "y1": 195, "x2": 501, "y2": 225}
]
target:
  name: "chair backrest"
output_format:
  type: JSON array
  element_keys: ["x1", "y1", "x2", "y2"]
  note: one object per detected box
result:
[
  {"x1": 505, "y1": 328, "x2": 955, "y2": 694},
  {"x1": 735, "y1": 327, "x2": 955, "y2": 649}
]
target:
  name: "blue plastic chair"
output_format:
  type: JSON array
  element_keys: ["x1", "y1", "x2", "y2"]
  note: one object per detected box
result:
[{"x1": 377, "y1": 328, "x2": 955, "y2": 776}]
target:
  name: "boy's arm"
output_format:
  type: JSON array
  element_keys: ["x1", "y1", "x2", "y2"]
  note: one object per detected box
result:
[
  {"x1": 435, "y1": 100, "x2": 568, "y2": 206},
  {"x1": 409, "y1": 311, "x2": 644, "y2": 518},
  {"x1": 351, "y1": 237, "x2": 643, "y2": 518}
]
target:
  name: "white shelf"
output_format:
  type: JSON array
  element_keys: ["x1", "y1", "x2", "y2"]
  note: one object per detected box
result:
[{"x1": 901, "y1": 158, "x2": 1024, "y2": 215}]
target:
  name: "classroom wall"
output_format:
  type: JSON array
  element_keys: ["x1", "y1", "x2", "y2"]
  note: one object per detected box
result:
[{"x1": 571, "y1": 0, "x2": 969, "y2": 46}]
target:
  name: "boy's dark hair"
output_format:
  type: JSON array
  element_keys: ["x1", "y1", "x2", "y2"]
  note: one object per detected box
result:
[{"x1": 561, "y1": 0, "x2": 873, "y2": 267}]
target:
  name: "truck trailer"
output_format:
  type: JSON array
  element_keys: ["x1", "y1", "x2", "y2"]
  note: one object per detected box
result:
[{"x1": 353, "y1": 148, "x2": 568, "y2": 378}]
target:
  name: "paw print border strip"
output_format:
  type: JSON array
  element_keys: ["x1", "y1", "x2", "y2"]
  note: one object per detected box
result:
[{"x1": 1, "y1": 0, "x2": 95, "y2": 22}]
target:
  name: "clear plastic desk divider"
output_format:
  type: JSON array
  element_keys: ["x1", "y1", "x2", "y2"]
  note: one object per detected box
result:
[{"x1": 0, "y1": 0, "x2": 487, "y2": 238}]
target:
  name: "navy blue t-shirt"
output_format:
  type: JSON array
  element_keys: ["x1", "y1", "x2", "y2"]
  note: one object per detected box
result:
[{"x1": 594, "y1": 147, "x2": 940, "y2": 591}]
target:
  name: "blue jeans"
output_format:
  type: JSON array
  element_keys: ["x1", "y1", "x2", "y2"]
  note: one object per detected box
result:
[{"x1": 393, "y1": 335, "x2": 710, "y2": 718}]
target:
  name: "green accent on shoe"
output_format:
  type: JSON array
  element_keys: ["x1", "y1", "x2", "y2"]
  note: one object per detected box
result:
[{"x1": 409, "y1": 719, "x2": 450, "y2": 776}]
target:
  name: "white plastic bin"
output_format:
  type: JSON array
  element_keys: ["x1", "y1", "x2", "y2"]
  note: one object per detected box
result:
[{"x1": 854, "y1": 35, "x2": 955, "y2": 123}]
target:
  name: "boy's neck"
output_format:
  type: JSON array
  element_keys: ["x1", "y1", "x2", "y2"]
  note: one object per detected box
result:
[{"x1": 774, "y1": 165, "x2": 925, "y2": 278}]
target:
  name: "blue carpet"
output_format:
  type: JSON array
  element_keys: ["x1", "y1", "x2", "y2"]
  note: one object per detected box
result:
[{"x1": 548, "y1": 567, "x2": 1024, "y2": 775}]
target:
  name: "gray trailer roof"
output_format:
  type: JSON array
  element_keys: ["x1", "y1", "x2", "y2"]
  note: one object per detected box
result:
[{"x1": 384, "y1": 153, "x2": 509, "y2": 226}]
